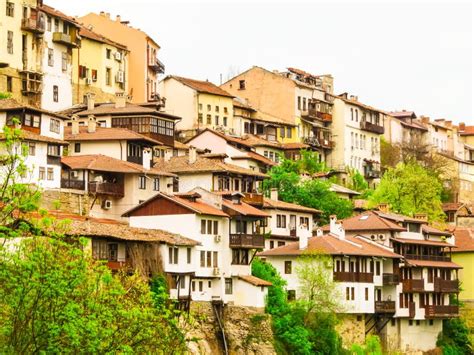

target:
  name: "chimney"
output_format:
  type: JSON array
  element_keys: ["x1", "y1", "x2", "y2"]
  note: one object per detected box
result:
[
  {"x1": 71, "y1": 115, "x2": 79, "y2": 135},
  {"x1": 115, "y1": 92, "x2": 127, "y2": 108},
  {"x1": 164, "y1": 149, "x2": 172, "y2": 162},
  {"x1": 142, "y1": 148, "x2": 152, "y2": 170},
  {"x1": 445, "y1": 121, "x2": 452, "y2": 128},
  {"x1": 270, "y1": 188, "x2": 278, "y2": 201},
  {"x1": 189, "y1": 146, "x2": 197, "y2": 164},
  {"x1": 459, "y1": 122, "x2": 466, "y2": 131},
  {"x1": 329, "y1": 215, "x2": 345, "y2": 240},
  {"x1": 86, "y1": 92, "x2": 95, "y2": 111},
  {"x1": 100, "y1": 11, "x2": 105, "y2": 16},
  {"x1": 87, "y1": 115, "x2": 96, "y2": 133},
  {"x1": 420, "y1": 116, "x2": 430, "y2": 124},
  {"x1": 340, "y1": 92, "x2": 348, "y2": 99},
  {"x1": 316, "y1": 228, "x2": 323, "y2": 237},
  {"x1": 299, "y1": 231, "x2": 308, "y2": 250},
  {"x1": 116, "y1": 15, "x2": 121, "y2": 22},
  {"x1": 106, "y1": 12, "x2": 110, "y2": 18},
  {"x1": 378, "y1": 203, "x2": 389, "y2": 213},
  {"x1": 414, "y1": 213, "x2": 428, "y2": 222}
]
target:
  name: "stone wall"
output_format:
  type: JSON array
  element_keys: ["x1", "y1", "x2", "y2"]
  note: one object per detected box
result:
[
  {"x1": 41, "y1": 189, "x2": 90, "y2": 216},
  {"x1": 336, "y1": 314, "x2": 365, "y2": 349}
]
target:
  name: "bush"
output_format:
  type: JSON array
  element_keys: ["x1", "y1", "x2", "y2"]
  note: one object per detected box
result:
[{"x1": 437, "y1": 317, "x2": 472, "y2": 355}]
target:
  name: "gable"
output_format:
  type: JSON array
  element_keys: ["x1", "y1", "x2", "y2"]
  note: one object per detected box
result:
[{"x1": 127, "y1": 196, "x2": 193, "y2": 217}]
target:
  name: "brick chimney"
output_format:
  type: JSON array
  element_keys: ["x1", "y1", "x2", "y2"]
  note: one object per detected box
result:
[
  {"x1": 87, "y1": 115, "x2": 96, "y2": 133},
  {"x1": 378, "y1": 203, "x2": 389, "y2": 213},
  {"x1": 414, "y1": 213, "x2": 428, "y2": 222},
  {"x1": 459, "y1": 122, "x2": 466, "y2": 131}
]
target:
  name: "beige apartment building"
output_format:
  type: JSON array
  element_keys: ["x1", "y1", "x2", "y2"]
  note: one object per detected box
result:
[{"x1": 78, "y1": 12, "x2": 164, "y2": 103}]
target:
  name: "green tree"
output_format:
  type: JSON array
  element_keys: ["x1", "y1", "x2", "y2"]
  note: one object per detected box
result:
[
  {"x1": 350, "y1": 335, "x2": 383, "y2": 354},
  {"x1": 369, "y1": 161, "x2": 445, "y2": 222},
  {"x1": 437, "y1": 316, "x2": 473, "y2": 355}
]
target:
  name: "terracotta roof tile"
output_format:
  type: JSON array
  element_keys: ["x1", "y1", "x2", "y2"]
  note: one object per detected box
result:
[
  {"x1": 330, "y1": 183, "x2": 361, "y2": 196},
  {"x1": 64, "y1": 126, "x2": 163, "y2": 145},
  {"x1": 422, "y1": 224, "x2": 452, "y2": 237},
  {"x1": 238, "y1": 275, "x2": 272, "y2": 287},
  {"x1": 232, "y1": 151, "x2": 276, "y2": 166},
  {"x1": 152, "y1": 155, "x2": 268, "y2": 178},
  {"x1": 0, "y1": 98, "x2": 69, "y2": 119},
  {"x1": 460, "y1": 126, "x2": 474, "y2": 136},
  {"x1": 392, "y1": 238, "x2": 455, "y2": 247},
  {"x1": 263, "y1": 198, "x2": 321, "y2": 214},
  {"x1": 39, "y1": 4, "x2": 79, "y2": 26},
  {"x1": 222, "y1": 199, "x2": 269, "y2": 217},
  {"x1": 452, "y1": 228, "x2": 474, "y2": 252},
  {"x1": 337, "y1": 95, "x2": 387, "y2": 115},
  {"x1": 61, "y1": 154, "x2": 175, "y2": 176},
  {"x1": 69, "y1": 102, "x2": 180, "y2": 120},
  {"x1": 321, "y1": 211, "x2": 406, "y2": 232},
  {"x1": 280, "y1": 142, "x2": 310, "y2": 150},
  {"x1": 169, "y1": 76, "x2": 234, "y2": 98},
  {"x1": 443, "y1": 202, "x2": 464, "y2": 212},
  {"x1": 390, "y1": 111, "x2": 416, "y2": 118},
  {"x1": 0, "y1": 130, "x2": 67, "y2": 145},
  {"x1": 405, "y1": 259, "x2": 462, "y2": 269},
  {"x1": 259, "y1": 234, "x2": 401, "y2": 258},
  {"x1": 78, "y1": 25, "x2": 127, "y2": 50}
]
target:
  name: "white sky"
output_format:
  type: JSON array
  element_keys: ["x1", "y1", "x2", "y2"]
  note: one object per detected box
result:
[{"x1": 47, "y1": 0, "x2": 473, "y2": 123}]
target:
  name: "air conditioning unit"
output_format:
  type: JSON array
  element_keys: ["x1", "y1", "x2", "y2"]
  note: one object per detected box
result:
[
  {"x1": 370, "y1": 234, "x2": 376, "y2": 241},
  {"x1": 114, "y1": 51, "x2": 122, "y2": 61},
  {"x1": 212, "y1": 267, "x2": 220, "y2": 276},
  {"x1": 214, "y1": 235, "x2": 221, "y2": 243},
  {"x1": 379, "y1": 234, "x2": 386, "y2": 241},
  {"x1": 85, "y1": 77, "x2": 93, "y2": 85},
  {"x1": 71, "y1": 171, "x2": 79, "y2": 179},
  {"x1": 102, "y1": 199, "x2": 112, "y2": 210},
  {"x1": 115, "y1": 71, "x2": 124, "y2": 83}
]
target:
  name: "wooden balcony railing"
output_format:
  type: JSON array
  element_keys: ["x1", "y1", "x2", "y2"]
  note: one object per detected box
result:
[
  {"x1": 61, "y1": 179, "x2": 85, "y2": 190},
  {"x1": 409, "y1": 302, "x2": 416, "y2": 318},
  {"x1": 229, "y1": 234, "x2": 265, "y2": 249},
  {"x1": 425, "y1": 305, "x2": 459, "y2": 318},
  {"x1": 402, "y1": 279, "x2": 425, "y2": 292},
  {"x1": 434, "y1": 278, "x2": 459, "y2": 293},
  {"x1": 88, "y1": 182, "x2": 124, "y2": 197},
  {"x1": 53, "y1": 32, "x2": 80, "y2": 47},
  {"x1": 242, "y1": 192, "x2": 264, "y2": 206},
  {"x1": 375, "y1": 301, "x2": 396, "y2": 313},
  {"x1": 333, "y1": 272, "x2": 374, "y2": 283},
  {"x1": 301, "y1": 109, "x2": 332, "y2": 122},
  {"x1": 405, "y1": 254, "x2": 451, "y2": 262},
  {"x1": 383, "y1": 273, "x2": 400, "y2": 285},
  {"x1": 360, "y1": 120, "x2": 384, "y2": 134},
  {"x1": 21, "y1": 17, "x2": 45, "y2": 33},
  {"x1": 148, "y1": 56, "x2": 165, "y2": 73},
  {"x1": 106, "y1": 260, "x2": 127, "y2": 271}
]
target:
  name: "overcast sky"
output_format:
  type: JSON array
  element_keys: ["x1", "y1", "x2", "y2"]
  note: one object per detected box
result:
[{"x1": 48, "y1": 0, "x2": 473, "y2": 123}]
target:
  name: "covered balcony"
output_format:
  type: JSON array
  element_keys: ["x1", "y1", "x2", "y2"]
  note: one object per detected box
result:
[
  {"x1": 402, "y1": 279, "x2": 425, "y2": 292},
  {"x1": 383, "y1": 273, "x2": 400, "y2": 285},
  {"x1": 229, "y1": 234, "x2": 265, "y2": 248},
  {"x1": 333, "y1": 271, "x2": 374, "y2": 283},
  {"x1": 53, "y1": 31, "x2": 80, "y2": 47},
  {"x1": 88, "y1": 181, "x2": 124, "y2": 197},
  {"x1": 21, "y1": 15, "x2": 45, "y2": 33},
  {"x1": 148, "y1": 56, "x2": 165, "y2": 73},
  {"x1": 434, "y1": 278, "x2": 459, "y2": 293},
  {"x1": 375, "y1": 301, "x2": 396, "y2": 313},
  {"x1": 425, "y1": 305, "x2": 459, "y2": 318},
  {"x1": 360, "y1": 119, "x2": 384, "y2": 134}
]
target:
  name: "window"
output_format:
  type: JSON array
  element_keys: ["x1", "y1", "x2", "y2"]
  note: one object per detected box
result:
[
  {"x1": 299, "y1": 217, "x2": 309, "y2": 229},
  {"x1": 278, "y1": 241, "x2": 285, "y2": 247},
  {"x1": 239, "y1": 80, "x2": 246, "y2": 90},
  {"x1": 429, "y1": 320, "x2": 434, "y2": 326},
  {"x1": 153, "y1": 178, "x2": 160, "y2": 191},
  {"x1": 269, "y1": 241, "x2": 274, "y2": 249},
  {"x1": 375, "y1": 261, "x2": 381, "y2": 276},
  {"x1": 6, "y1": 76, "x2": 12, "y2": 92},
  {"x1": 346, "y1": 287, "x2": 350, "y2": 300},
  {"x1": 47, "y1": 144, "x2": 60, "y2": 156},
  {"x1": 284, "y1": 260, "x2": 292, "y2": 274},
  {"x1": 215, "y1": 106, "x2": 219, "y2": 112},
  {"x1": 225, "y1": 278, "x2": 233, "y2": 294},
  {"x1": 297, "y1": 96, "x2": 301, "y2": 110},
  {"x1": 408, "y1": 320, "x2": 413, "y2": 326},
  {"x1": 53, "y1": 85, "x2": 58, "y2": 102},
  {"x1": 365, "y1": 287, "x2": 369, "y2": 301},
  {"x1": 198, "y1": 103, "x2": 203, "y2": 111},
  {"x1": 7, "y1": 31, "x2": 13, "y2": 54},
  {"x1": 6, "y1": 2, "x2": 14, "y2": 16},
  {"x1": 138, "y1": 175, "x2": 146, "y2": 189},
  {"x1": 244, "y1": 122, "x2": 250, "y2": 133},
  {"x1": 231, "y1": 249, "x2": 249, "y2": 265},
  {"x1": 168, "y1": 247, "x2": 178, "y2": 264},
  {"x1": 105, "y1": 68, "x2": 111, "y2": 86},
  {"x1": 223, "y1": 117, "x2": 227, "y2": 126},
  {"x1": 206, "y1": 251, "x2": 212, "y2": 267},
  {"x1": 355, "y1": 109, "x2": 358, "y2": 122},
  {"x1": 302, "y1": 98, "x2": 306, "y2": 111},
  {"x1": 54, "y1": 18, "x2": 59, "y2": 32},
  {"x1": 287, "y1": 127, "x2": 292, "y2": 138},
  {"x1": 50, "y1": 118, "x2": 60, "y2": 133},
  {"x1": 207, "y1": 104, "x2": 211, "y2": 111},
  {"x1": 287, "y1": 290, "x2": 296, "y2": 301},
  {"x1": 224, "y1": 107, "x2": 228, "y2": 114},
  {"x1": 106, "y1": 48, "x2": 111, "y2": 59},
  {"x1": 200, "y1": 251, "x2": 205, "y2": 267},
  {"x1": 201, "y1": 220, "x2": 206, "y2": 234},
  {"x1": 26, "y1": 142, "x2": 35, "y2": 156},
  {"x1": 48, "y1": 48, "x2": 54, "y2": 66},
  {"x1": 206, "y1": 114, "x2": 211, "y2": 124},
  {"x1": 47, "y1": 16, "x2": 51, "y2": 31},
  {"x1": 61, "y1": 52, "x2": 68, "y2": 72},
  {"x1": 74, "y1": 143, "x2": 81, "y2": 153},
  {"x1": 198, "y1": 113, "x2": 203, "y2": 123},
  {"x1": 187, "y1": 248, "x2": 191, "y2": 264},
  {"x1": 280, "y1": 127, "x2": 285, "y2": 138},
  {"x1": 47, "y1": 167, "x2": 54, "y2": 181},
  {"x1": 215, "y1": 116, "x2": 219, "y2": 125},
  {"x1": 351, "y1": 287, "x2": 355, "y2": 300},
  {"x1": 277, "y1": 214, "x2": 287, "y2": 228}
]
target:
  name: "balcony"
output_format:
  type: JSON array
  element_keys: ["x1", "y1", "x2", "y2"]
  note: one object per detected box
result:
[
  {"x1": 229, "y1": 234, "x2": 265, "y2": 249},
  {"x1": 364, "y1": 170, "x2": 381, "y2": 179},
  {"x1": 242, "y1": 192, "x2": 264, "y2": 206},
  {"x1": 61, "y1": 179, "x2": 85, "y2": 190},
  {"x1": 434, "y1": 278, "x2": 459, "y2": 293},
  {"x1": 425, "y1": 305, "x2": 459, "y2": 318},
  {"x1": 88, "y1": 181, "x2": 124, "y2": 197},
  {"x1": 53, "y1": 32, "x2": 80, "y2": 47},
  {"x1": 106, "y1": 260, "x2": 128, "y2": 271},
  {"x1": 21, "y1": 17, "x2": 45, "y2": 33},
  {"x1": 301, "y1": 109, "x2": 332, "y2": 122},
  {"x1": 375, "y1": 301, "x2": 396, "y2": 313},
  {"x1": 360, "y1": 120, "x2": 384, "y2": 134},
  {"x1": 383, "y1": 273, "x2": 400, "y2": 286},
  {"x1": 333, "y1": 272, "x2": 374, "y2": 283},
  {"x1": 402, "y1": 279, "x2": 425, "y2": 292},
  {"x1": 148, "y1": 56, "x2": 165, "y2": 73},
  {"x1": 303, "y1": 136, "x2": 334, "y2": 149},
  {"x1": 405, "y1": 254, "x2": 451, "y2": 262}
]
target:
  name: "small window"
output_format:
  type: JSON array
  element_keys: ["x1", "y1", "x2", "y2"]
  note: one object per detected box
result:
[
  {"x1": 213, "y1": 221, "x2": 218, "y2": 235},
  {"x1": 215, "y1": 106, "x2": 219, "y2": 112},
  {"x1": 187, "y1": 247, "x2": 191, "y2": 264},
  {"x1": 409, "y1": 320, "x2": 413, "y2": 326},
  {"x1": 224, "y1": 107, "x2": 228, "y2": 114},
  {"x1": 153, "y1": 177, "x2": 160, "y2": 191},
  {"x1": 280, "y1": 127, "x2": 285, "y2": 138},
  {"x1": 198, "y1": 103, "x2": 203, "y2": 110},
  {"x1": 50, "y1": 118, "x2": 60, "y2": 133},
  {"x1": 239, "y1": 80, "x2": 246, "y2": 90},
  {"x1": 61, "y1": 52, "x2": 68, "y2": 72},
  {"x1": 225, "y1": 278, "x2": 233, "y2": 294},
  {"x1": 287, "y1": 290, "x2": 296, "y2": 301},
  {"x1": 48, "y1": 48, "x2": 54, "y2": 66},
  {"x1": 74, "y1": 143, "x2": 81, "y2": 153},
  {"x1": 106, "y1": 48, "x2": 111, "y2": 59},
  {"x1": 375, "y1": 261, "x2": 381, "y2": 276},
  {"x1": 287, "y1": 127, "x2": 292, "y2": 138},
  {"x1": 6, "y1": 2, "x2": 14, "y2": 17},
  {"x1": 6, "y1": 76, "x2": 12, "y2": 92},
  {"x1": 53, "y1": 85, "x2": 58, "y2": 102},
  {"x1": 7, "y1": 31, "x2": 14, "y2": 54},
  {"x1": 284, "y1": 260, "x2": 292, "y2": 274},
  {"x1": 206, "y1": 114, "x2": 211, "y2": 124},
  {"x1": 27, "y1": 142, "x2": 36, "y2": 156},
  {"x1": 269, "y1": 240, "x2": 274, "y2": 249},
  {"x1": 138, "y1": 175, "x2": 146, "y2": 189},
  {"x1": 47, "y1": 167, "x2": 54, "y2": 181},
  {"x1": 201, "y1": 220, "x2": 206, "y2": 234},
  {"x1": 200, "y1": 251, "x2": 205, "y2": 267},
  {"x1": 47, "y1": 16, "x2": 51, "y2": 31},
  {"x1": 215, "y1": 116, "x2": 219, "y2": 125},
  {"x1": 105, "y1": 67, "x2": 111, "y2": 86},
  {"x1": 223, "y1": 117, "x2": 227, "y2": 126},
  {"x1": 278, "y1": 241, "x2": 285, "y2": 247},
  {"x1": 207, "y1": 104, "x2": 211, "y2": 111},
  {"x1": 198, "y1": 113, "x2": 203, "y2": 123},
  {"x1": 365, "y1": 287, "x2": 369, "y2": 301}
]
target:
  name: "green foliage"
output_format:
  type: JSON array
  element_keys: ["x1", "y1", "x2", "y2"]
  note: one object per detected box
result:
[
  {"x1": 437, "y1": 317, "x2": 473, "y2": 355},
  {"x1": 369, "y1": 161, "x2": 445, "y2": 222},
  {"x1": 264, "y1": 156, "x2": 353, "y2": 224},
  {"x1": 252, "y1": 258, "x2": 288, "y2": 315},
  {"x1": 350, "y1": 335, "x2": 383, "y2": 354},
  {"x1": 0, "y1": 92, "x2": 11, "y2": 99}
]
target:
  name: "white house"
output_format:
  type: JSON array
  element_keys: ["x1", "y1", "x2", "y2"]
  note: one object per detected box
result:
[{"x1": 123, "y1": 187, "x2": 271, "y2": 308}]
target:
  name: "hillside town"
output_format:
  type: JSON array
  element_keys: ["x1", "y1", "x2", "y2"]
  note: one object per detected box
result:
[{"x1": 0, "y1": 1, "x2": 473, "y2": 354}]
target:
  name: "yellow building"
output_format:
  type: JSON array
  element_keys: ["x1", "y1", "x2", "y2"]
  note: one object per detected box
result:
[
  {"x1": 0, "y1": 0, "x2": 44, "y2": 106},
  {"x1": 78, "y1": 12, "x2": 164, "y2": 103},
  {"x1": 452, "y1": 228, "x2": 474, "y2": 304},
  {"x1": 72, "y1": 26, "x2": 129, "y2": 104},
  {"x1": 159, "y1": 75, "x2": 235, "y2": 140}
]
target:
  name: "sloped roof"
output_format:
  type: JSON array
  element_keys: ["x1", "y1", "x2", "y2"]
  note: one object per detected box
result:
[
  {"x1": 69, "y1": 103, "x2": 180, "y2": 120},
  {"x1": 452, "y1": 228, "x2": 474, "y2": 253},
  {"x1": 61, "y1": 154, "x2": 175, "y2": 176},
  {"x1": 64, "y1": 126, "x2": 163, "y2": 145},
  {"x1": 405, "y1": 259, "x2": 461, "y2": 269},
  {"x1": 262, "y1": 198, "x2": 321, "y2": 214},
  {"x1": 0, "y1": 130, "x2": 67, "y2": 145},
  {"x1": 45, "y1": 211, "x2": 197, "y2": 246},
  {"x1": 460, "y1": 126, "x2": 474, "y2": 136},
  {"x1": 390, "y1": 111, "x2": 416, "y2": 118},
  {"x1": 0, "y1": 98, "x2": 69, "y2": 119},
  {"x1": 122, "y1": 192, "x2": 229, "y2": 218},
  {"x1": 259, "y1": 234, "x2": 401, "y2": 258},
  {"x1": 337, "y1": 95, "x2": 387, "y2": 115},
  {"x1": 152, "y1": 155, "x2": 268, "y2": 178},
  {"x1": 321, "y1": 211, "x2": 406, "y2": 232},
  {"x1": 443, "y1": 202, "x2": 464, "y2": 212},
  {"x1": 330, "y1": 183, "x2": 361, "y2": 196},
  {"x1": 372, "y1": 210, "x2": 425, "y2": 224},
  {"x1": 39, "y1": 4, "x2": 79, "y2": 26},
  {"x1": 222, "y1": 199, "x2": 269, "y2": 217},
  {"x1": 238, "y1": 275, "x2": 272, "y2": 287},
  {"x1": 392, "y1": 238, "x2": 455, "y2": 247},
  {"x1": 78, "y1": 25, "x2": 127, "y2": 50},
  {"x1": 422, "y1": 224, "x2": 452, "y2": 237},
  {"x1": 168, "y1": 76, "x2": 234, "y2": 98},
  {"x1": 399, "y1": 119, "x2": 428, "y2": 131}
]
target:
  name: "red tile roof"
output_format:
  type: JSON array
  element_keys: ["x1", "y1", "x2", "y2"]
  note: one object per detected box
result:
[
  {"x1": 238, "y1": 275, "x2": 272, "y2": 287},
  {"x1": 321, "y1": 211, "x2": 406, "y2": 232},
  {"x1": 169, "y1": 76, "x2": 234, "y2": 98},
  {"x1": 390, "y1": 111, "x2": 416, "y2": 118},
  {"x1": 460, "y1": 126, "x2": 474, "y2": 136},
  {"x1": 0, "y1": 98, "x2": 69, "y2": 119},
  {"x1": 61, "y1": 154, "x2": 175, "y2": 176},
  {"x1": 0, "y1": 130, "x2": 67, "y2": 145},
  {"x1": 222, "y1": 199, "x2": 269, "y2": 217},
  {"x1": 64, "y1": 126, "x2": 163, "y2": 145},
  {"x1": 422, "y1": 224, "x2": 452, "y2": 237},
  {"x1": 78, "y1": 25, "x2": 127, "y2": 50},
  {"x1": 405, "y1": 259, "x2": 462, "y2": 269},
  {"x1": 452, "y1": 228, "x2": 474, "y2": 253},
  {"x1": 443, "y1": 202, "x2": 464, "y2": 212},
  {"x1": 259, "y1": 234, "x2": 401, "y2": 258},
  {"x1": 392, "y1": 238, "x2": 455, "y2": 248},
  {"x1": 39, "y1": 4, "x2": 79, "y2": 26},
  {"x1": 232, "y1": 151, "x2": 276, "y2": 166},
  {"x1": 263, "y1": 198, "x2": 321, "y2": 214}
]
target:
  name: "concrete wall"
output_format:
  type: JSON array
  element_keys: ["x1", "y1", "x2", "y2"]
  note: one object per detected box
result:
[{"x1": 453, "y1": 251, "x2": 474, "y2": 302}]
